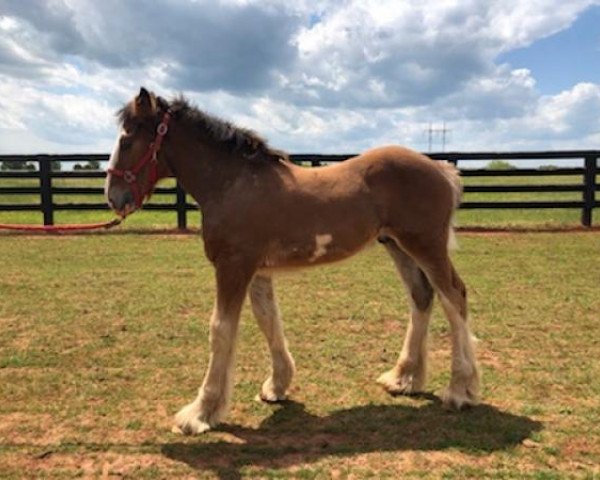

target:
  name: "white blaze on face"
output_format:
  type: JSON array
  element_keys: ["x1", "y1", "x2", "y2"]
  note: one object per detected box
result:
[
  {"x1": 108, "y1": 130, "x2": 123, "y2": 171},
  {"x1": 309, "y1": 234, "x2": 333, "y2": 262},
  {"x1": 105, "y1": 131, "x2": 123, "y2": 199}
]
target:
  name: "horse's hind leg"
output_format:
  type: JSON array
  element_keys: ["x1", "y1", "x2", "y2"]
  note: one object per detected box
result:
[
  {"x1": 377, "y1": 238, "x2": 434, "y2": 395},
  {"x1": 400, "y1": 235, "x2": 480, "y2": 409},
  {"x1": 249, "y1": 274, "x2": 295, "y2": 402},
  {"x1": 433, "y1": 261, "x2": 480, "y2": 409}
]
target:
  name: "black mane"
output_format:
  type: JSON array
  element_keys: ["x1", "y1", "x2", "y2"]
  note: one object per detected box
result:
[
  {"x1": 169, "y1": 97, "x2": 288, "y2": 163},
  {"x1": 117, "y1": 95, "x2": 288, "y2": 163}
]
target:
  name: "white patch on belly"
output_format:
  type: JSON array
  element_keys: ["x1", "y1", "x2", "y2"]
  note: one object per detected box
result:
[{"x1": 309, "y1": 234, "x2": 333, "y2": 262}]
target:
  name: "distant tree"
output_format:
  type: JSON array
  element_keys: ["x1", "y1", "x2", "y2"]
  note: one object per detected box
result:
[
  {"x1": 73, "y1": 160, "x2": 101, "y2": 170},
  {"x1": 84, "y1": 159, "x2": 101, "y2": 170},
  {"x1": 487, "y1": 160, "x2": 516, "y2": 170},
  {"x1": 51, "y1": 160, "x2": 62, "y2": 171},
  {"x1": 539, "y1": 165, "x2": 558, "y2": 171},
  {"x1": 0, "y1": 160, "x2": 36, "y2": 171}
]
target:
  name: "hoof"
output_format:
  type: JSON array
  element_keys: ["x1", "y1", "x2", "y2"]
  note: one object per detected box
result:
[
  {"x1": 441, "y1": 387, "x2": 479, "y2": 411},
  {"x1": 255, "y1": 392, "x2": 287, "y2": 404},
  {"x1": 256, "y1": 380, "x2": 288, "y2": 403},
  {"x1": 174, "y1": 402, "x2": 213, "y2": 435},
  {"x1": 376, "y1": 369, "x2": 422, "y2": 396},
  {"x1": 171, "y1": 421, "x2": 211, "y2": 435}
]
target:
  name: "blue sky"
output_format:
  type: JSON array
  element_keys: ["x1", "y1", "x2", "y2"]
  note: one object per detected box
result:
[
  {"x1": 499, "y1": 5, "x2": 600, "y2": 95},
  {"x1": 0, "y1": 0, "x2": 599, "y2": 156}
]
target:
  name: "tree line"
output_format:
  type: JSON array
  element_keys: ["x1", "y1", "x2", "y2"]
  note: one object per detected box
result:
[{"x1": 0, "y1": 160, "x2": 101, "y2": 171}]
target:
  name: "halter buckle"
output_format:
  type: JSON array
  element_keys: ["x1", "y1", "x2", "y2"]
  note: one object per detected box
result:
[
  {"x1": 123, "y1": 170, "x2": 136, "y2": 184},
  {"x1": 157, "y1": 122, "x2": 168, "y2": 136}
]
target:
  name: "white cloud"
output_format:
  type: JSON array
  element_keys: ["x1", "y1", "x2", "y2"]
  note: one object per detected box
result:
[
  {"x1": 538, "y1": 83, "x2": 600, "y2": 134},
  {"x1": 441, "y1": 82, "x2": 600, "y2": 151},
  {"x1": 0, "y1": 75, "x2": 115, "y2": 152},
  {"x1": 0, "y1": 0, "x2": 599, "y2": 154},
  {"x1": 487, "y1": 0, "x2": 597, "y2": 50}
]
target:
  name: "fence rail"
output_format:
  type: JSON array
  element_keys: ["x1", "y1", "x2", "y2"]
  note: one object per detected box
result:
[{"x1": 0, "y1": 151, "x2": 598, "y2": 228}]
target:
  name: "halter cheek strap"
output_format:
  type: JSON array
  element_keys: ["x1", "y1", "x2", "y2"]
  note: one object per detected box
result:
[{"x1": 108, "y1": 111, "x2": 171, "y2": 208}]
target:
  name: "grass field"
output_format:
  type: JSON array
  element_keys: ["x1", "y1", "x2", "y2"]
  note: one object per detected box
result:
[
  {"x1": 0, "y1": 232, "x2": 599, "y2": 478},
  {"x1": 0, "y1": 172, "x2": 598, "y2": 229}
]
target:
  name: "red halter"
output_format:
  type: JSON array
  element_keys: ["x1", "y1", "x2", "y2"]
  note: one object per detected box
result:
[{"x1": 108, "y1": 111, "x2": 171, "y2": 208}]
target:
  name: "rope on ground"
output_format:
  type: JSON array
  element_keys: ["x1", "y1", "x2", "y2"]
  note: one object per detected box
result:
[{"x1": 0, "y1": 218, "x2": 122, "y2": 232}]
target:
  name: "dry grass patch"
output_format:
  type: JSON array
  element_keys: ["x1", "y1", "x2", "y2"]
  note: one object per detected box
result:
[{"x1": 0, "y1": 232, "x2": 599, "y2": 478}]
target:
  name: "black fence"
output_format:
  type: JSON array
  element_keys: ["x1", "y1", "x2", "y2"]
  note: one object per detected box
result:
[{"x1": 0, "y1": 151, "x2": 598, "y2": 229}]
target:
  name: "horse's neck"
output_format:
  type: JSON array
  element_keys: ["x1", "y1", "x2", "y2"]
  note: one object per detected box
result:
[{"x1": 167, "y1": 135, "x2": 244, "y2": 208}]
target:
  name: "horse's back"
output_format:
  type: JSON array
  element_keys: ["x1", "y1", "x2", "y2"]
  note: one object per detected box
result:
[
  {"x1": 352, "y1": 145, "x2": 460, "y2": 232},
  {"x1": 285, "y1": 145, "x2": 459, "y2": 224}
]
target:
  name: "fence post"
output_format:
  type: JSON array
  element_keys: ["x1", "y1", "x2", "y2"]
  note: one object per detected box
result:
[
  {"x1": 176, "y1": 181, "x2": 187, "y2": 230},
  {"x1": 38, "y1": 157, "x2": 54, "y2": 226},
  {"x1": 581, "y1": 155, "x2": 597, "y2": 227}
]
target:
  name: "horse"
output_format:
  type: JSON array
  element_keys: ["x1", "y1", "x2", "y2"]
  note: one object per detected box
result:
[{"x1": 105, "y1": 87, "x2": 480, "y2": 435}]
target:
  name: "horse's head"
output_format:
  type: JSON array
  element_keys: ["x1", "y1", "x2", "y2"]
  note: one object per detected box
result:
[{"x1": 105, "y1": 87, "x2": 172, "y2": 218}]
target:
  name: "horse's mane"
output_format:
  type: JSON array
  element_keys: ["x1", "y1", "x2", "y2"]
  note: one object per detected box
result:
[
  {"x1": 169, "y1": 97, "x2": 288, "y2": 163},
  {"x1": 117, "y1": 95, "x2": 288, "y2": 163}
]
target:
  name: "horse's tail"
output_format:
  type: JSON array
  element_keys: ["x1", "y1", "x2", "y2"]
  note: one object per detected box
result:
[
  {"x1": 436, "y1": 160, "x2": 463, "y2": 211},
  {"x1": 436, "y1": 160, "x2": 463, "y2": 250}
]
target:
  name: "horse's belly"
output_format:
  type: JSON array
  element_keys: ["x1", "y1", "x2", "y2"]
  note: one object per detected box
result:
[{"x1": 259, "y1": 230, "x2": 378, "y2": 272}]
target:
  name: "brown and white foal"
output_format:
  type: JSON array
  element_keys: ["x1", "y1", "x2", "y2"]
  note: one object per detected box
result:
[{"x1": 105, "y1": 88, "x2": 480, "y2": 435}]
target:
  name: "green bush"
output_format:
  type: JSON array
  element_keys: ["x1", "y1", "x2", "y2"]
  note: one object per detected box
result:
[{"x1": 486, "y1": 160, "x2": 516, "y2": 170}]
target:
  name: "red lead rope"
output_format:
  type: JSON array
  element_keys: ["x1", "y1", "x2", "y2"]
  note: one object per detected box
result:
[
  {"x1": 1, "y1": 112, "x2": 172, "y2": 233},
  {"x1": 0, "y1": 218, "x2": 122, "y2": 232}
]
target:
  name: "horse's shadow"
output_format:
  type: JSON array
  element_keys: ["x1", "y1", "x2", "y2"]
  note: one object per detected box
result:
[{"x1": 162, "y1": 395, "x2": 541, "y2": 479}]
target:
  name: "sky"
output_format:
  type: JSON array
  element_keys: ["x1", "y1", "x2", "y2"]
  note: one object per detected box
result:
[{"x1": 0, "y1": 0, "x2": 599, "y2": 158}]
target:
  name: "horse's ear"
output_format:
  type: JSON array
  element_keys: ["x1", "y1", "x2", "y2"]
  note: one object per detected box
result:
[
  {"x1": 157, "y1": 96, "x2": 169, "y2": 111},
  {"x1": 136, "y1": 87, "x2": 155, "y2": 116},
  {"x1": 138, "y1": 87, "x2": 150, "y2": 101}
]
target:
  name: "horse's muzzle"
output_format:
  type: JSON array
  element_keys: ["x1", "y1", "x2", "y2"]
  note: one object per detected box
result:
[{"x1": 107, "y1": 188, "x2": 135, "y2": 217}]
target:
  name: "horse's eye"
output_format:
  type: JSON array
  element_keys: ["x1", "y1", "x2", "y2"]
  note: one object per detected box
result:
[{"x1": 119, "y1": 136, "x2": 132, "y2": 151}]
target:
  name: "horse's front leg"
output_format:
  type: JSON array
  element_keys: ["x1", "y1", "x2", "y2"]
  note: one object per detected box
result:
[{"x1": 174, "y1": 260, "x2": 255, "y2": 435}]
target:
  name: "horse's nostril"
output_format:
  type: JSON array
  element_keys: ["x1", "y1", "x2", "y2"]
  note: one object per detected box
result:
[
  {"x1": 122, "y1": 190, "x2": 134, "y2": 206},
  {"x1": 108, "y1": 190, "x2": 134, "y2": 211}
]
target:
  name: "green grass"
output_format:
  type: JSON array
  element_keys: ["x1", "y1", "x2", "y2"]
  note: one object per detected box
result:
[
  {"x1": 1, "y1": 173, "x2": 597, "y2": 229},
  {"x1": 456, "y1": 174, "x2": 599, "y2": 228},
  {"x1": 0, "y1": 232, "x2": 599, "y2": 478},
  {"x1": 0, "y1": 177, "x2": 202, "y2": 228}
]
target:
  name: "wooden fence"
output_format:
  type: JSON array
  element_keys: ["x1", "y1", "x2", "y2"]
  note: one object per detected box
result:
[{"x1": 0, "y1": 151, "x2": 598, "y2": 229}]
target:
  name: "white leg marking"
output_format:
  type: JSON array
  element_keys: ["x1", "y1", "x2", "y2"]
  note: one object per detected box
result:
[
  {"x1": 438, "y1": 295, "x2": 480, "y2": 409},
  {"x1": 377, "y1": 303, "x2": 431, "y2": 394},
  {"x1": 174, "y1": 305, "x2": 239, "y2": 435},
  {"x1": 250, "y1": 275, "x2": 295, "y2": 402}
]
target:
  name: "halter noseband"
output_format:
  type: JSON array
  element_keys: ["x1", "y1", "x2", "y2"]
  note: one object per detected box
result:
[{"x1": 108, "y1": 111, "x2": 171, "y2": 209}]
